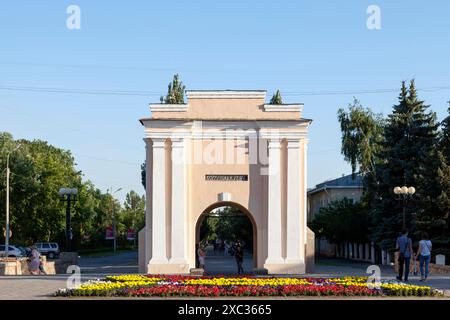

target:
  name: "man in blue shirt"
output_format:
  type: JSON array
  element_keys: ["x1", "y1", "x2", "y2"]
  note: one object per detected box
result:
[{"x1": 396, "y1": 228, "x2": 413, "y2": 282}]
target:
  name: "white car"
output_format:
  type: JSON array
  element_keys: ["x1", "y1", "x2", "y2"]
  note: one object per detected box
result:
[
  {"x1": 35, "y1": 242, "x2": 60, "y2": 259},
  {"x1": 0, "y1": 245, "x2": 23, "y2": 257}
]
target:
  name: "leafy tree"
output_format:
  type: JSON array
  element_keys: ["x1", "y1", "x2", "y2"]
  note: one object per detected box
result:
[
  {"x1": 270, "y1": 90, "x2": 283, "y2": 104},
  {"x1": 0, "y1": 133, "x2": 82, "y2": 245},
  {"x1": 121, "y1": 190, "x2": 145, "y2": 234},
  {"x1": 310, "y1": 198, "x2": 368, "y2": 244},
  {"x1": 199, "y1": 207, "x2": 253, "y2": 250},
  {"x1": 0, "y1": 132, "x2": 134, "y2": 251},
  {"x1": 164, "y1": 74, "x2": 185, "y2": 104},
  {"x1": 337, "y1": 98, "x2": 384, "y2": 177}
]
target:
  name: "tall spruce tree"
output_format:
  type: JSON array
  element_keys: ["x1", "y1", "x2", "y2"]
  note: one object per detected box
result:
[
  {"x1": 370, "y1": 80, "x2": 439, "y2": 250},
  {"x1": 441, "y1": 103, "x2": 450, "y2": 161},
  {"x1": 432, "y1": 151, "x2": 450, "y2": 246}
]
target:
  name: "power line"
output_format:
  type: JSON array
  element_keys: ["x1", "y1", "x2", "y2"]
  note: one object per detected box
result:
[
  {"x1": 282, "y1": 86, "x2": 450, "y2": 96},
  {"x1": 76, "y1": 154, "x2": 142, "y2": 166},
  {"x1": 0, "y1": 85, "x2": 162, "y2": 97},
  {"x1": 1, "y1": 84, "x2": 450, "y2": 97}
]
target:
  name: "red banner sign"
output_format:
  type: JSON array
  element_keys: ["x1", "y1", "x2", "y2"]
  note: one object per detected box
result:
[
  {"x1": 127, "y1": 229, "x2": 135, "y2": 241},
  {"x1": 105, "y1": 226, "x2": 114, "y2": 240}
]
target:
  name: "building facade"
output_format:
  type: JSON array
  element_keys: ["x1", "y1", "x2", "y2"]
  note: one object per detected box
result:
[
  {"x1": 307, "y1": 173, "x2": 363, "y2": 223},
  {"x1": 307, "y1": 174, "x2": 363, "y2": 258},
  {"x1": 139, "y1": 90, "x2": 314, "y2": 274}
]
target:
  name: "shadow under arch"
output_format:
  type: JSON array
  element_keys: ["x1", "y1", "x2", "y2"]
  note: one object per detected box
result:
[{"x1": 195, "y1": 201, "x2": 257, "y2": 269}]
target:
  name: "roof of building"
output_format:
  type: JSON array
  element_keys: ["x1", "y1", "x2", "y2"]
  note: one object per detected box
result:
[{"x1": 307, "y1": 173, "x2": 363, "y2": 195}]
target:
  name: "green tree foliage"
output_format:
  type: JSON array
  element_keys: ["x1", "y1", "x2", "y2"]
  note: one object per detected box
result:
[
  {"x1": 0, "y1": 132, "x2": 145, "y2": 250},
  {"x1": 441, "y1": 103, "x2": 450, "y2": 161},
  {"x1": 0, "y1": 133, "x2": 82, "y2": 244},
  {"x1": 270, "y1": 90, "x2": 283, "y2": 104},
  {"x1": 432, "y1": 151, "x2": 450, "y2": 246},
  {"x1": 164, "y1": 74, "x2": 185, "y2": 104},
  {"x1": 337, "y1": 81, "x2": 449, "y2": 251},
  {"x1": 370, "y1": 80, "x2": 441, "y2": 249},
  {"x1": 120, "y1": 190, "x2": 145, "y2": 234},
  {"x1": 337, "y1": 98, "x2": 384, "y2": 177},
  {"x1": 310, "y1": 198, "x2": 369, "y2": 244},
  {"x1": 199, "y1": 207, "x2": 253, "y2": 250}
]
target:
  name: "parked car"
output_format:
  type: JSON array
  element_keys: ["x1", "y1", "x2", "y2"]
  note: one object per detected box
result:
[
  {"x1": 17, "y1": 246, "x2": 31, "y2": 257},
  {"x1": 0, "y1": 245, "x2": 23, "y2": 257},
  {"x1": 35, "y1": 242, "x2": 60, "y2": 259}
]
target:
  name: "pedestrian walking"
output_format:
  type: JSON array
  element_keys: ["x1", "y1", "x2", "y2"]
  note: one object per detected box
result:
[
  {"x1": 39, "y1": 257, "x2": 47, "y2": 275},
  {"x1": 197, "y1": 245, "x2": 206, "y2": 269},
  {"x1": 28, "y1": 245, "x2": 41, "y2": 275},
  {"x1": 234, "y1": 242, "x2": 244, "y2": 275},
  {"x1": 416, "y1": 232, "x2": 432, "y2": 281},
  {"x1": 395, "y1": 229, "x2": 413, "y2": 282},
  {"x1": 224, "y1": 240, "x2": 230, "y2": 256}
]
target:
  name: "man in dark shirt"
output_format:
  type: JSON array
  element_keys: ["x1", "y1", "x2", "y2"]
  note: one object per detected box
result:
[
  {"x1": 396, "y1": 228, "x2": 413, "y2": 282},
  {"x1": 234, "y1": 242, "x2": 244, "y2": 275}
]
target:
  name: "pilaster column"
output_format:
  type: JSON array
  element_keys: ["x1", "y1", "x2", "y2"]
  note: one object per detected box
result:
[
  {"x1": 170, "y1": 139, "x2": 188, "y2": 265},
  {"x1": 144, "y1": 139, "x2": 153, "y2": 270},
  {"x1": 285, "y1": 140, "x2": 302, "y2": 263},
  {"x1": 264, "y1": 139, "x2": 284, "y2": 265},
  {"x1": 302, "y1": 140, "x2": 308, "y2": 245},
  {"x1": 149, "y1": 138, "x2": 169, "y2": 265}
]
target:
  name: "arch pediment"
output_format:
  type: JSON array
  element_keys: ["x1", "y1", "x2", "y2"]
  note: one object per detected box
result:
[{"x1": 146, "y1": 90, "x2": 305, "y2": 121}]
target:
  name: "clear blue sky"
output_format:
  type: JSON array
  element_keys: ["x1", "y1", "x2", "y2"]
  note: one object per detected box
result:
[{"x1": 1, "y1": 1, "x2": 449, "y2": 202}]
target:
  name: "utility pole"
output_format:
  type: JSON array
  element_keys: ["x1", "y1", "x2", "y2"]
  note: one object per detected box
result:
[
  {"x1": 109, "y1": 188, "x2": 122, "y2": 254},
  {"x1": 59, "y1": 188, "x2": 78, "y2": 252},
  {"x1": 112, "y1": 199, "x2": 117, "y2": 254},
  {"x1": 4, "y1": 144, "x2": 21, "y2": 258}
]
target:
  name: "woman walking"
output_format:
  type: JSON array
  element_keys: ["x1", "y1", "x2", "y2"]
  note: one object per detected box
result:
[
  {"x1": 416, "y1": 232, "x2": 432, "y2": 281},
  {"x1": 28, "y1": 245, "x2": 41, "y2": 275},
  {"x1": 197, "y1": 245, "x2": 206, "y2": 269}
]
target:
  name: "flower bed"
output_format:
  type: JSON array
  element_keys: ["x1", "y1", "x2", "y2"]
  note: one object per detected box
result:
[{"x1": 55, "y1": 275, "x2": 440, "y2": 297}]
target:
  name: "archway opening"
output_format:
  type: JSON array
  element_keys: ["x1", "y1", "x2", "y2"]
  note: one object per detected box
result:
[{"x1": 195, "y1": 203, "x2": 256, "y2": 275}]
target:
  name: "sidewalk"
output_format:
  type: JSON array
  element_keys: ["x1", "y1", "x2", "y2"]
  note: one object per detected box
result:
[{"x1": 313, "y1": 258, "x2": 450, "y2": 293}]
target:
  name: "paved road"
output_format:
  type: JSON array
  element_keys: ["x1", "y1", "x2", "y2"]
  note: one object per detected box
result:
[
  {"x1": 78, "y1": 250, "x2": 138, "y2": 274},
  {"x1": 204, "y1": 255, "x2": 253, "y2": 275},
  {"x1": 0, "y1": 250, "x2": 139, "y2": 299}
]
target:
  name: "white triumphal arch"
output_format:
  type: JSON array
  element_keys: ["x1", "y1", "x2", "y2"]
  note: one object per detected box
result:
[{"x1": 139, "y1": 90, "x2": 314, "y2": 274}]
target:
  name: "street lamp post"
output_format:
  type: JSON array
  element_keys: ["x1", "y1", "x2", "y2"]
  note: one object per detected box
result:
[
  {"x1": 393, "y1": 186, "x2": 416, "y2": 229},
  {"x1": 4, "y1": 144, "x2": 21, "y2": 258},
  {"x1": 108, "y1": 188, "x2": 122, "y2": 253},
  {"x1": 59, "y1": 188, "x2": 78, "y2": 252}
]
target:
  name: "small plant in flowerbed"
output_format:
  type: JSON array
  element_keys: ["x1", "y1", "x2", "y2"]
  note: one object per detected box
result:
[{"x1": 54, "y1": 275, "x2": 442, "y2": 298}]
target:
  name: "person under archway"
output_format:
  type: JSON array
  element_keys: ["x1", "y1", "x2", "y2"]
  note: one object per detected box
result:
[
  {"x1": 234, "y1": 242, "x2": 244, "y2": 275},
  {"x1": 197, "y1": 244, "x2": 206, "y2": 269}
]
